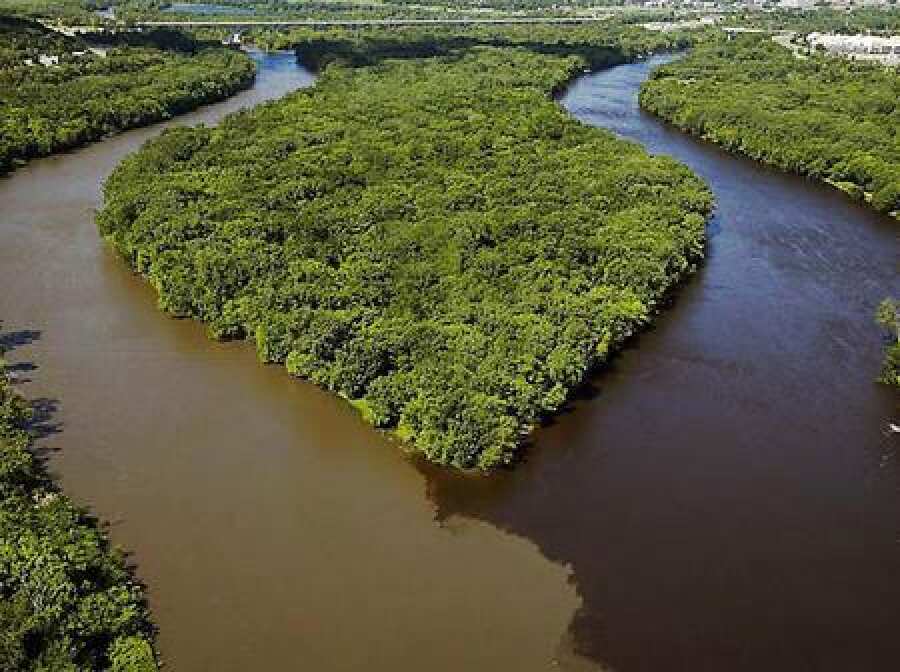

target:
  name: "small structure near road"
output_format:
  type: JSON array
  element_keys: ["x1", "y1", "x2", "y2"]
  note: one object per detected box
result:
[
  {"x1": 643, "y1": 16, "x2": 722, "y2": 32},
  {"x1": 222, "y1": 32, "x2": 242, "y2": 48}
]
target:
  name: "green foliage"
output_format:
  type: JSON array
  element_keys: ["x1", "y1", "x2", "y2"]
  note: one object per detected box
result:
[
  {"x1": 0, "y1": 351, "x2": 157, "y2": 671},
  {"x1": 99, "y1": 40, "x2": 711, "y2": 469},
  {"x1": 876, "y1": 298, "x2": 900, "y2": 388},
  {"x1": 639, "y1": 36, "x2": 900, "y2": 218},
  {"x1": 0, "y1": 14, "x2": 256, "y2": 175}
]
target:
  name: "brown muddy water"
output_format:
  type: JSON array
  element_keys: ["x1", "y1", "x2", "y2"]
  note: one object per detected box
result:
[{"x1": 1, "y1": 52, "x2": 898, "y2": 671}]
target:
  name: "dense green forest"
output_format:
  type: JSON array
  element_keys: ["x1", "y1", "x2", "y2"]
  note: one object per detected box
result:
[
  {"x1": 0, "y1": 346, "x2": 157, "y2": 671},
  {"x1": 639, "y1": 36, "x2": 900, "y2": 218},
  {"x1": 99, "y1": 37, "x2": 711, "y2": 469},
  {"x1": 0, "y1": 15, "x2": 255, "y2": 175}
]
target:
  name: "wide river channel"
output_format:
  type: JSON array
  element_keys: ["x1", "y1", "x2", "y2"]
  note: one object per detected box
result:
[{"x1": 1, "y1": 51, "x2": 897, "y2": 671}]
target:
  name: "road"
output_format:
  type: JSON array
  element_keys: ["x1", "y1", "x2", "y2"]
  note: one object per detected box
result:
[{"x1": 136, "y1": 16, "x2": 614, "y2": 27}]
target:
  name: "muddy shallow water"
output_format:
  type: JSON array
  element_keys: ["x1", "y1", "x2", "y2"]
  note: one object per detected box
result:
[{"x1": 1, "y1": 52, "x2": 898, "y2": 671}]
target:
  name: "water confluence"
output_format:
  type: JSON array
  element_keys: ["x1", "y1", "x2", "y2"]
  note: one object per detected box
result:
[{"x1": 0, "y1": 52, "x2": 897, "y2": 671}]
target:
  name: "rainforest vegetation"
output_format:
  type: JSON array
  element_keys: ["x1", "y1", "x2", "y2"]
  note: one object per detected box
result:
[
  {"x1": 0, "y1": 343, "x2": 157, "y2": 671},
  {"x1": 0, "y1": 14, "x2": 255, "y2": 175},
  {"x1": 639, "y1": 36, "x2": 900, "y2": 218},
  {"x1": 99, "y1": 36, "x2": 712, "y2": 469}
]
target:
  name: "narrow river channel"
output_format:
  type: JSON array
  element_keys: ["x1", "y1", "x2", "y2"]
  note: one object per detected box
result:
[{"x1": 1, "y1": 52, "x2": 897, "y2": 671}]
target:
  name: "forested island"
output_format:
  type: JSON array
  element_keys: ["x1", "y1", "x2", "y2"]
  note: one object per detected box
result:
[
  {"x1": 639, "y1": 36, "x2": 900, "y2": 219},
  {"x1": 99, "y1": 32, "x2": 712, "y2": 469},
  {"x1": 0, "y1": 14, "x2": 255, "y2": 175},
  {"x1": 0, "y1": 350, "x2": 157, "y2": 671}
]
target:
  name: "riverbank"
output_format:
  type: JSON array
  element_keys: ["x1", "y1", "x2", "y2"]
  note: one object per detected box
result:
[
  {"x1": 0, "y1": 351, "x2": 157, "y2": 671},
  {"x1": 0, "y1": 49, "x2": 316, "y2": 671},
  {"x1": 0, "y1": 15, "x2": 256, "y2": 176},
  {"x1": 638, "y1": 36, "x2": 900, "y2": 222}
]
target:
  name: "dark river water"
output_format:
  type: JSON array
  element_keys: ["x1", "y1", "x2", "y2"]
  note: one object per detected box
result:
[{"x1": 1, "y1": 52, "x2": 898, "y2": 671}]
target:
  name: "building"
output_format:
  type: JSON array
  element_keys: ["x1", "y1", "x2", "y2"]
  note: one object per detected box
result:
[{"x1": 806, "y1": 33, "x2": 900, "y2": 65}]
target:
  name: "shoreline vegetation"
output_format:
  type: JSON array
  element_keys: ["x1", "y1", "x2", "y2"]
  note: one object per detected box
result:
[
  {"x1": 0, "y1": 346, "x2": 157, "y2": 671},
  {"x1": 0, "y1": 14, "x2": 256, "y2": 176},
  {"x1": 638, "y1": 35, "x2": 900, "y2": 222},
  {"x1": 876, "y1": 299, "x2": 900, "y2": 388},
  {"x1": 99, "y1": 28, "x2": 712, "y2": 470}
]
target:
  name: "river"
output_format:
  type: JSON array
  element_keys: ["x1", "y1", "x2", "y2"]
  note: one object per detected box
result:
[{"x1": 1, "y1": 52, "x2": 897, "y2": 671}]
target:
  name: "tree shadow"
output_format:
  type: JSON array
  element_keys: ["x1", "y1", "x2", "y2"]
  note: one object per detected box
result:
[
  {"x1": 5, "y1": 361, "x2": 38, "y2": 383},
  {"x1": 6, "y1": 361, "x2": 37, "y2": 373},
  {"x1": 1, "y1": 324, "x2": 60, "y2": 447},
  {"x1": 0, "y1": 328, "x2": 41, "y2": 352},
  {"x1": 1, "y1": 325, "x2": 42, "y2": 382},
  {"x1": 29, "y1": 397, "x2": 63, "y2": 444}
]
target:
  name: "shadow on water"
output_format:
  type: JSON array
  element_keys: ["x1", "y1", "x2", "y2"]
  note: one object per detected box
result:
[
  {"x1": 424, "y1": 56, "x2": 900, "y2": 672},
  {"x1": 0, "y1": 325, "x2": 41, "y2": 383},
  {"x1": 0, "y1": 328, "x2": 41, "y2": 352},
  {"x1": 7, "y1": 361, "x2": 38, "y2": 374},
  {"x1": 2, "y1": 324, "x2": 61, "y2": 451},
  {"x1": 28, "y1": 397, "x2": 63, "y2": 443}
]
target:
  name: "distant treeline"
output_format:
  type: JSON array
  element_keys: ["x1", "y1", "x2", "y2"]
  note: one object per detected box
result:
[
  {"x1": 99, "y1": 34, "x2": 711, "y2": 469},
  {"x1": 0, "y1": 15, "x2": 256, "y2": 175},
  {"x1": 0, "y1": 349, "x2": 157, "y2": 670},
  {"x1": 0, "y1": 0, "x2": 96, "y2": 20},
  {"x1": 292, "y1": 24, "x2": 691, "y2": 72},
  {"x1": 640, "y1": 36, "x2": 900, "y2": 218},
  {"x1": 250, "y1": 22, "x2": 696, "y2": 62}
]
